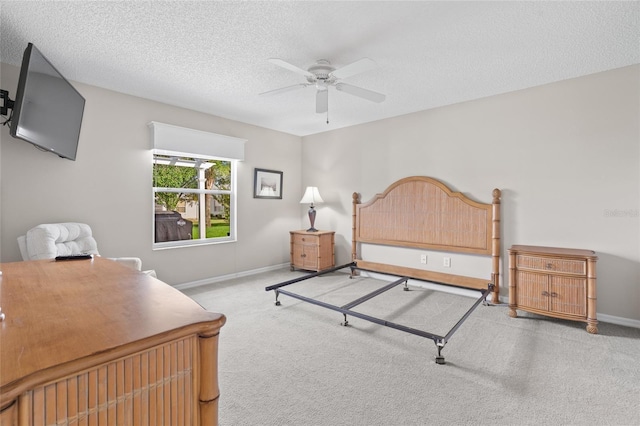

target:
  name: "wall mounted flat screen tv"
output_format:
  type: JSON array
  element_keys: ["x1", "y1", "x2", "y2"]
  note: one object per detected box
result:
[{"x1": 10, "y1": 43, "x2": 85, "y2": 161}]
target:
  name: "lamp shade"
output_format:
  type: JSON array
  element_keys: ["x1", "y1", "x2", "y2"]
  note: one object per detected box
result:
[{"x1": 300, "y1": 187, "x2": 324, "y2": 205}]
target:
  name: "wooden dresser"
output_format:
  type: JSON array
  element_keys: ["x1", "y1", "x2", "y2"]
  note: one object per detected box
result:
[
  {"x1": 0, "y1": 257, "x2": 226, "y2": 425},
  {"x1": 508, "y1": 245, "x2": 598, "y2": 333},
  {"x1": 290, "y1": 230, "x2": 335, "y2": 272}
]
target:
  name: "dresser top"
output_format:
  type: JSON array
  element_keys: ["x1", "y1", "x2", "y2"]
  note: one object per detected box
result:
[
  {"x1": 0, "y1": 257, "x2": 225, "y2": 407},
  {"x1": 509, "y1": 245, "x2": 597, "y2": 258}
]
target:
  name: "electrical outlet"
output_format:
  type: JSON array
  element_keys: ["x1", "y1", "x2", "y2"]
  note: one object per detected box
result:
[
  {"x1": 443, "y1": 257, "x2": 451, "y2": 268},
  {"x1": 420, "y1": 254, "x2": 427, "y2": 264}
]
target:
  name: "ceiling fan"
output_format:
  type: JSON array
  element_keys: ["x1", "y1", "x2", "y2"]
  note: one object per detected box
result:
[{"x1": 260, "y1": 57, "x2": 386, "y2": 115}]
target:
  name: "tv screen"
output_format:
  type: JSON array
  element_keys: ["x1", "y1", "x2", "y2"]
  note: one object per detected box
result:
[{"x1": 10, "y1": 43, "x2": 85, "y2": 161}]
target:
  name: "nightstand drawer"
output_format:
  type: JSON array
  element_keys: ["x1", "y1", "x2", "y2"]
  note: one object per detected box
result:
[
  {"x1": 292, "y1": 233, "x2": 318, "y2": 246},
  {"x1": 515, "y1": 255, "x2": 586, "y2": 275}
]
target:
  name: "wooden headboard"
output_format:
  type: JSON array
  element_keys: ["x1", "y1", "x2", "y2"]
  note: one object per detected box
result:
[{"x1": 352, "y1": 176, "x2": 501, "y2": 303}]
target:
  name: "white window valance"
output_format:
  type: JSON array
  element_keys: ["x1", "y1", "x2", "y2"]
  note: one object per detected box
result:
[{"x1": 149, "y1": 121, "x2": 246, "y2": 161}]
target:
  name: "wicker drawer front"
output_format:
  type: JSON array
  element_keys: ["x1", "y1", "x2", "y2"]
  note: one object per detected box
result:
[
  {"x1": 516, "y1": 255, "x2": 586, "y2": 275},
  {"x1": 292, "y1": 234, "x2": 318, "y2": 246},
  {"x1": 21, "y1": 336, "x2": 197, "y2": 426}
]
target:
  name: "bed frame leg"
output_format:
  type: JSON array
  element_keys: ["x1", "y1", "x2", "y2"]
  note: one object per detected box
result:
[
  {"x1": 435, "y1": 341, "x2": 446, "y2": 365},
  {"x1": 274, "y1": 290, "x2": 281, "y2": 306},
  {"x1": 482, "y1": 283, "x2": 495, "y2": 306},
  {"x1": 349, "y1": 265, "x2": 358, "y2": 279},
  {"x1": 403, "y1": 279, "x2": 409, "y2": 291},
  {"x1": 341, "y1": 314, "x2": 349, "y2": 326}
]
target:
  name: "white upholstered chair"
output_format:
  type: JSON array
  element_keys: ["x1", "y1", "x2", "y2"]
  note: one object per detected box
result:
[{"x1": 17, "y1": 223, "x2": 156, "y2": 277}]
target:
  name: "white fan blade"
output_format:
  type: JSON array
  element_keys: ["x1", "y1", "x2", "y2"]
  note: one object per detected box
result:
[
  {"x1": 316, "y1": 89, "x2": 328, "y2": 113},
  {"x1": 259, "y1": 83, "x2": 308, "y2": 97},
  {"x1": 330, "y1": 58, "x2": 377, "y2": 80},
  {"x1": 268, "y1": 58, "x2": 315, "y2": 78},
  {"x1": 335, "y1": 83, "x2": 386, "y2": 103}
]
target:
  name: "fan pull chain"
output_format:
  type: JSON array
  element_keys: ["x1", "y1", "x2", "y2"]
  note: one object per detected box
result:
[{"x1": 326, "y1": 92, "x2": 329, "y2": 124}]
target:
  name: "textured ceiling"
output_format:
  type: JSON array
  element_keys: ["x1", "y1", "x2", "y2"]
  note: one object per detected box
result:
[{"x1": 1, "y1": 1, "x2": 639, "y2": 136}]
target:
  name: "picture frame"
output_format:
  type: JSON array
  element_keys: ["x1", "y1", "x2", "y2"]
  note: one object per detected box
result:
[{"x1": 253, "y1": 168, "x2": 283, "y2": 199}]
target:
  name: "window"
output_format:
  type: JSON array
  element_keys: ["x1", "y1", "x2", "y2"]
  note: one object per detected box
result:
[
  {"x1": 153, "y1": 154, "x2": 234, "y2": 245},
  {"x1": 150, "y1": 122, "x2": 246, "y2": 249}
]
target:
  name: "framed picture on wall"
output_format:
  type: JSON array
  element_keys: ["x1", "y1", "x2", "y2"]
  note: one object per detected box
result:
[{"x1": 253, "y1": 168, "x2": 283, "y2": 199}]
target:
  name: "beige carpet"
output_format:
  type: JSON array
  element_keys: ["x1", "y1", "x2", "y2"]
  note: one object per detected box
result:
[{"x1": 183, "y1": 269, "x2": 640, "y2": 426}]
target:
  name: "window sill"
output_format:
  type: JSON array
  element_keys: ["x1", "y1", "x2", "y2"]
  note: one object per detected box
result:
[{"x1": 153, "y1": 237, "x2": 236, "y2": 250}]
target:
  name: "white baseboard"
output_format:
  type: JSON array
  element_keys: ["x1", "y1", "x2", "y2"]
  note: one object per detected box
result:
[
  {"x1": 365, "y1": 273, "x2": 640, "y2": 329},
  {"x1": 174, "y1": 265, "x2": 640, "y2": 329},
  {"x1": 596, "y1": 313, "x2": 640, "y2": 329},
  {"x1": 173, "y1": 263, "x2": 290, "y2": 291}
]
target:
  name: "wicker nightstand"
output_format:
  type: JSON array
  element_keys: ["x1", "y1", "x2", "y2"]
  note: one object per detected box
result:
[
  {"x1": 508, "y1": 245, "x2": 598, "y2": 333},
  {"x1": 290, "y1": 230, "x2": 335, "y2": 272}
]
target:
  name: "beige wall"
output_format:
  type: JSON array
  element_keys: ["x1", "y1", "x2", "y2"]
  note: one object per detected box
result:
[
  {"x1": 0, "y1": 62, "x2": 303, "y2": 284},
  {"x1": 2, "y1": 61, "x2": 638, "y2": 323},
  {"x1": 302, "y1": 65, "x2": 640, "y2": 323}
]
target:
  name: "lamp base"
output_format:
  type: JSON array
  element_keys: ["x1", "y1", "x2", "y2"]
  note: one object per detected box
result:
[{"x1": 307, "y1": 205, "x2": 318, "y2": 232}]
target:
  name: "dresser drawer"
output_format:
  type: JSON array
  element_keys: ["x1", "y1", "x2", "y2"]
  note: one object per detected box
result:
[
  {"x1": 292, "y1": 233, "x2": 318, "y2": 246},
  {"x1": 515, "y1": 255, "x2": 586, "y2": 275}
]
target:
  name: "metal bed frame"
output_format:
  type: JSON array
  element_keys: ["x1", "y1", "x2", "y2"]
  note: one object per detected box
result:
[{"x1": 265, "y1": 262, "x2": 494, "y2": 365}]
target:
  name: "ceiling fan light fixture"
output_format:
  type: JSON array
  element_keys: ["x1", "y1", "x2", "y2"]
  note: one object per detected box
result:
[
  {"x1": 261, "y1": 56, "x2": 386, "y2": 118},
  {"x1": 316, "y1": 89, "x2": 328, "y2": 114}
]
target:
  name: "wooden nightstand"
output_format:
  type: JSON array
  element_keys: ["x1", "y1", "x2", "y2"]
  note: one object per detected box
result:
[
  {"x1": 290, "y1": 230, "x2": 335, "y2": 272},
  {"x1": 508, "y1": 245, "x2": 598, "y2": 333}
]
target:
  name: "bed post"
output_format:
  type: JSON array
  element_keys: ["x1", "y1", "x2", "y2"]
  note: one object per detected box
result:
[
  {"x1": 491, "y1": 188, "x2": 502, "y2": 304},
  {"x1": 352, "y1": 192, "x2": 360, "y2": 275}
]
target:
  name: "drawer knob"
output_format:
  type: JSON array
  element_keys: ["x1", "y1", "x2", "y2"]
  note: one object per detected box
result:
[
  {"x1": 551, "y1": 292, "x2": 558, "y2": 298},
  {"x1": 546, "y1": 263, "x2": 553, "y2": 269},
  {"x1": 542, "y1": 291, "x2": 550, "y2": 296},
  {"x1": 301, "y1": 254, "x2": 306, "y2": 258}
]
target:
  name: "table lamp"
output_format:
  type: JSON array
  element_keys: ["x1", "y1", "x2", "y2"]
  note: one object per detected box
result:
[{"x1": 300, "y1": 186, "x2": 324, "y2": 232}]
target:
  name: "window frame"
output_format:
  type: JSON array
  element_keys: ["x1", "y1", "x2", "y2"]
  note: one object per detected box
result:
[{"x1": 152, "y1": 153, "x2": 238, "y2": 250}]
